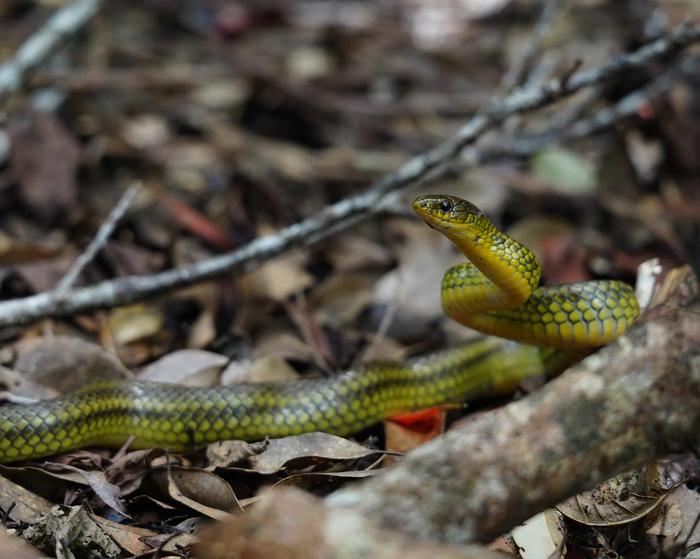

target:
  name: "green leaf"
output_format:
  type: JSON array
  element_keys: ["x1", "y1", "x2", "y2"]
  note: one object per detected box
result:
[{"x1": 531, "y1": 147, "x2": 597, "y2": 193}]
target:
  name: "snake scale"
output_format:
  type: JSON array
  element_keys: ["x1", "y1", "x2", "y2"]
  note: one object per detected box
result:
[{"x1": 0, "y1": 195, "x2": 639, "y2": 462}]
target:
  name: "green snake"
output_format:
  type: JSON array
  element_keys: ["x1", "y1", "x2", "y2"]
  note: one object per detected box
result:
[{"x1": 0, "y1": 195, "x2": 639, "y2": 462}]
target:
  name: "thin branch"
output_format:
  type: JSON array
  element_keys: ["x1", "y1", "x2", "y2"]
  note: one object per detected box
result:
[
  {"x1": 0, "y1": 23, "x2": 698, "y2": 328},
  {"x1": 478, "y1": 69, "x2": 676, "y2": 161},
  {"x1": 55, "y1": 183, "x2": 141, "y2": 292},
  {"x1": 0, "y1": 0, "x2": 103, "y2": 106},
  {"x1": 499, "y1": 0, "x2": 565, "y2": 93}
]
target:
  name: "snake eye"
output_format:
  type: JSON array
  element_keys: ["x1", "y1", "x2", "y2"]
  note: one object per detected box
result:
[{"x1": 439, "y1": 199, "x2": 453, "y2": 213}]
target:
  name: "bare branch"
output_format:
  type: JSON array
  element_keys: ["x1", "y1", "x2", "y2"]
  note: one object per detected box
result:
[
  {"x1": 0, "y1": 0, "x2": 103, "y2": 106},
  {"x1": 55, "y1": 183, "x2": 141, "y2": 292},
  {"x1": 499, "y1": 0, "x2": 565, "y2": 93},
  {"x1": 0, "y1": 23, "x2": 698, "y2": 328},
  {"x1": 477, "y1": 68, "x2": 675, "y2": 161}
]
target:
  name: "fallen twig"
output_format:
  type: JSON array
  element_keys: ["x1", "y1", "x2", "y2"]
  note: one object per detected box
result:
[
  {"x1": 0, "y1": 0, "x2": 103, "y2": 106},
  {"x1": 0, "y1": 23, "x2": 698, "y2": 328},
  {"x1": 478, "y1": 68, "x2": 676, "y2": 161},
  {"x1": 56, "y1": 183, "x2": 141, "y2": 292},
  {"x1": 499, "y1": 0, "x2": 564, "y2": 93}
]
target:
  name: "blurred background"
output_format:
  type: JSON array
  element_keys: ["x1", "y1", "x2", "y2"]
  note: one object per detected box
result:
[{"x1": 0, "y1": 0, "x2": 697, "y2": 368}]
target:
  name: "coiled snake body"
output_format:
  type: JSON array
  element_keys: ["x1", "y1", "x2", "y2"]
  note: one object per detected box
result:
[{"x1": 0, "y1": 195, "x2": 639, "y2": 462}]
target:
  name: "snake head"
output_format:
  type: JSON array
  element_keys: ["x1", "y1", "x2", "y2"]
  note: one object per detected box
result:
[{"x1": 412, "y1": 195, "x2": 486, "y2": 235}]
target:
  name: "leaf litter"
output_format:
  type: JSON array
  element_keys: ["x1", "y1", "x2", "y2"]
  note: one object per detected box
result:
[{"x1": 0, "y1": 0, "x2": 697, "y2": 557}]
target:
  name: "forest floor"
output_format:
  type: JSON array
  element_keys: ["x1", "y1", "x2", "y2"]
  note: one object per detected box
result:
[{"x1": 0, "y1": 0, "x2": 699, "y2": 557}]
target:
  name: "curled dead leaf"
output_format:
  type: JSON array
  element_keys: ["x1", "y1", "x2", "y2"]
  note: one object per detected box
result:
[
  {"x1": 47, "y1": 463, "x2": 127, "y2": 517},
  {"x1": 212, "y1": 432, "x2": 388, "y2": 475},
  {"x1": 556, "y1": 460, "x2": 689, "y2": 527},
  {"x1": 268, "y1": 461, "x2": 383, "y2": 496},
  {"x1": 13, "y1": 335, "x2": 130, "y2": 394},
  {"x1": 221, "y1": 355, "x2": 299, "y2": 385},
  {"x1": 138, "y1": 349, "x2": 228, "y2": 386},
  {"x1": 107, "y1": 304, "x2": 164, "y2": 346},
  {"x1": 151, "y1": 466, "x2": 242, "y2": 519}
]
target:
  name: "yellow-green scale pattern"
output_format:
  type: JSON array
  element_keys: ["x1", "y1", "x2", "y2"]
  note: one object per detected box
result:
[
  {"x1": 0, "y1": 338, "x2": 577, "y2": 462},
  {"x1": 412, "y1": 195, "x2": 639, "y2": 348},
  {"x1": 442, "y1": 271, "x2": 638, "y2": 347}
]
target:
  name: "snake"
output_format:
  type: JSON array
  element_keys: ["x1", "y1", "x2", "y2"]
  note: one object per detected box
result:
[{"x1": 0, "y1": 195, "x2": 639, "y2": 463}]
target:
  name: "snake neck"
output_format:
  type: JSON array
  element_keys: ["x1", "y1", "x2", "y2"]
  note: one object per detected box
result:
[{"x1": 451, "y1": 224, "x2": 541, "y2": 304}]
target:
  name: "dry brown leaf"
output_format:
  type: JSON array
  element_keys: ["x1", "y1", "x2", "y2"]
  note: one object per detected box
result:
[
  {"x1": 106, "y1": 304, "x2": 164, "y2": 346},
  {"x1": 0, "y1": 463, "x2": 104, "y2": 506},
  {"x1": 237, "y1": 234, "x2": 313, "y2": 301},
  {"x1": 248, "y1": 471, "x2": 376, "y2": 505},
  {"x1": 188, "y1": 305, "x2": 217, "y2": 348},
  {"x1": 268, "y1": 464, "x2": 383, "y2": 495},
  {"x1": 206, "y1": 440, "x2": 269, "y2": 470},
  {"x1": 0, "y1": 473, "x2": 52, "y2": 524},
  {"x1": 106, "y1": 448, "x2": 167, "y2": 496},
  {"x1": 90, "y1": 513, "x2": 159, "y2": 557},
  {"x1": 645, "y1": 485, "x2": 700, "y2": 556},
  {"x1": 214, "y1": 432, "x2": 386, "y2": 475},
  {"x1": 646, "y1": 500, "x2": 684, "y2": 539},
  {"x1": 324, "y1": 234, "x2": 392, "y2": 272},
  {"x1": 307, "y1": 272, "x2": 375, "y2": 325},
  {"x1": 138, "y1": 349, "x2": 228, "y2": 386},
  {"x1": 0, "y1": 231, "x2": 60, "y2": 265},
  {"x1": 8, "y1": 109, "x2": 81, "y2": 222},
  {"x1": 48, "y1": 464, "x2": 126, "y2": 517},
  {"x1": 556, "y1": 462, "x2": 686, "y2": 527},
  {"x1": 648, "y1": 264, "x2": 698, "y2": 309},
  {"x1": 140, "y1": 516, "x2": 201, "y2": 555},
  {"x1": 0, "y1": 365, "x2": 54, "y2": 400},
  {"x1": 221, "y1": 355, "x2": 300, "y2": 385},
  {"x1": 151, "y1": 466, "x2": 242, "y2": 519},
  {"x1": 283, "y1": 295, "x2": 335, "y2": 370},
  {"x1": 251, "y1": 329, "x2": 313, "y2": 362},
  {"x1": 374, "y1": 220, "x2": 459, "y2": 338},
  {"x1": 13, "y1": 335, "x2": 130, "y2": 394},
  {"x1": 100, "y1": 240, "x2": 166, "y2": 278},
  {"x1": 10, "y1": 256, "x2": 75, "y2": 293}
]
